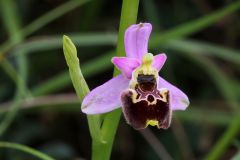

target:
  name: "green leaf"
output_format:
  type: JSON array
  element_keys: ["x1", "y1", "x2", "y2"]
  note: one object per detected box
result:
[
  {"x1": 162, "y1": 39, "x2": 240, "y2": 65},
  {"x1": 0, "y1": 141, "x2": 55, "y2": 160},
  {"x1": 150, "y1": 1, "x2": 240, "y2": 45},
  {"x1": 0, "y1": 0, "x2": 91, "y2": 54},
  {"x1": 0, "y1": 0, "x2": 29, "y2": 137},
  {"x1": 204, "y1": 116, "x2": 240, "y2": 160}
]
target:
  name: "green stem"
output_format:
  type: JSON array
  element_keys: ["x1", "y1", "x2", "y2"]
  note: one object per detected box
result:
[
  {"x1": 0, "y1": 141, "x2": 55, "y2": 160},
  {"x1": 96, "y1": 0, "x2": 139, "y2": 159}
]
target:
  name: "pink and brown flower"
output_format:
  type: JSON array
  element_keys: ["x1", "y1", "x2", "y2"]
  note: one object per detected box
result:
[{"x1": 81, "y1": 23, "x2": 189, "y2": 130}]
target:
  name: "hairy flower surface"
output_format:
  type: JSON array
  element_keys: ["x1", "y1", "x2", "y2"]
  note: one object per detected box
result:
[{"x1": 81, "y1": 23, "x2": 189, "y2": 129}]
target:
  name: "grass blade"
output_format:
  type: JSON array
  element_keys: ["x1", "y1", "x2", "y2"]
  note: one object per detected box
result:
[
  {"x1": 0, "y1": 141, "x2": 55, "y2": 160},
  {"x1": 150, "y1": 1, "x2": 240, "y2": 45}
]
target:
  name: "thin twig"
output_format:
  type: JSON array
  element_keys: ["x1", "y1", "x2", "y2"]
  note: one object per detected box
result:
[
  {"x1": 172, "y1": 118, "x2": 196, "y2": 160},
  {"x1": 139, "y1": 128, "x2": 173, "y2": 160}
]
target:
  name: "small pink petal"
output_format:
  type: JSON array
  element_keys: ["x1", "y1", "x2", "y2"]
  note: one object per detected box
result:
[
  {"x1": 152, "y1": 53, "x2": 167, "y2": 71},
  {"x1": 112, "y1": 57, "x2": 140, "y2": 79},
  {"x1": 81, "y1": 74, "x2": 130, "y2": 114},
  {"x1": 158, "y1": 76, "x2": 189, "y2": 110},
  {"x1": 124, "y1": 23, "x2": 152, "y2": 60}
]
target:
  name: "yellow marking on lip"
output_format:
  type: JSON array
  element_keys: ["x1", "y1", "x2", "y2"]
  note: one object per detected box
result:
[
  {"x1": 159, "y1": 88, "x2": 169, "y2": 102},
  {"x1": 146, "y1": 120, "x2": 159, "y2": 127}
]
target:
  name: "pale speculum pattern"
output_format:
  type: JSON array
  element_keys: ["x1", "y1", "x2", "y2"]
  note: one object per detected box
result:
[{"x1": 121, "y1": 74, "x2": 172, "y2": 130}]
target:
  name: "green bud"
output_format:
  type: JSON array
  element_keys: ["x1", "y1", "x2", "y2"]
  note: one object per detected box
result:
[
  {"x1": 62, "y1": 35, "x2": 102, "y2": 143},
  {"x1": 63, "y1": 35, "x2": 79, "y2": 69}
]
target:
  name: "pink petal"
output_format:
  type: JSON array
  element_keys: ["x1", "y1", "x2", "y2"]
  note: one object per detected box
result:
[
  {"x1": 158, "y1": 76, "x2": 189, "y2": 110},
  {"x1": 81, "y1": 74, "x2": 130, "y2": 114},
  {"x1": 124, "y1": 23, "x2": 152, "y2": 60},
  {"x1": 152, "y1": 53, "x2": 167, "y2": 71},
  {"x1": 112, "y1": 57, "x2": 140, "y2": 79}
]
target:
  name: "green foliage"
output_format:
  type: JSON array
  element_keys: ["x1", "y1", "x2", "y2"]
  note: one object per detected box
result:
[
  {"x1": 0, "y1": 142, "x2": 55, "y2": 160},
  {"x1": 0, "y1": 0, "x2": 239, "y2": 159}
]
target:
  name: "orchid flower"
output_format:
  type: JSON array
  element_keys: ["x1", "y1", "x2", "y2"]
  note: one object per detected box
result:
[{"x1": 81, "y1": 23, "x2": 189, "y2": 130}]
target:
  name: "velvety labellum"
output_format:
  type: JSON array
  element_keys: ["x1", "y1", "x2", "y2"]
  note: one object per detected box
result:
[{"x1": 122, "y1": 74, "x2": 172, "y2": 130}]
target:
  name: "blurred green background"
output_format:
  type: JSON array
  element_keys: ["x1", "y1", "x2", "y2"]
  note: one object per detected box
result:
[{"x1": 0, "y1": 0, "x2": 240, "y2": 159}]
